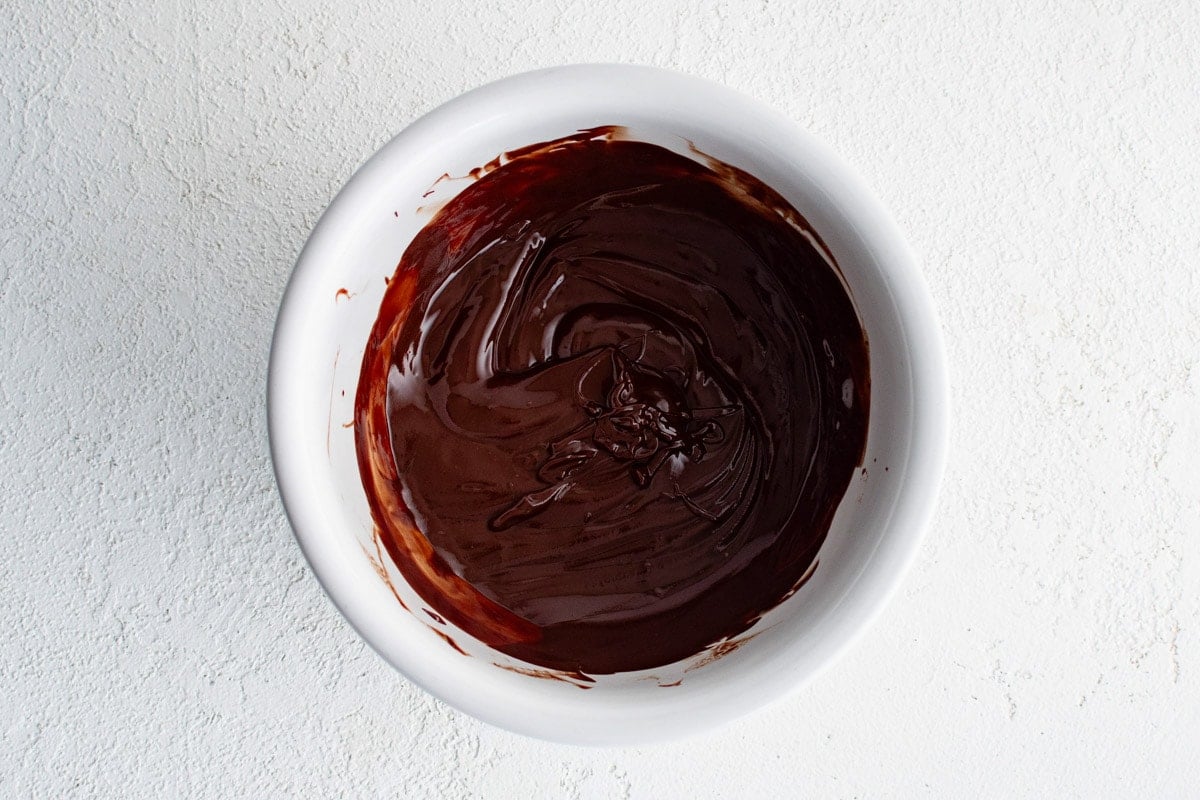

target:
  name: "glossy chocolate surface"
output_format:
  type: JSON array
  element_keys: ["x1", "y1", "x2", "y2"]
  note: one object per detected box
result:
[{"x1": 355, "y1": 129, "x2": 869, "y2": 673}]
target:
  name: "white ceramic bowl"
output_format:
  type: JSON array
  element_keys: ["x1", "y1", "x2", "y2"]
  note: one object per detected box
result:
[{"x1": 268, "y1": 64, "x2": 949, "y2": 745}]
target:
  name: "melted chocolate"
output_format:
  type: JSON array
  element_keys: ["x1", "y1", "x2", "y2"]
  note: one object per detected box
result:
[{"x1": 355, "y1": 129, "x2": 869, "y2": 674}]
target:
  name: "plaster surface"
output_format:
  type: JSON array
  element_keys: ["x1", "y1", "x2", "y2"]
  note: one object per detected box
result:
[{"x1": 2, "y1": 1, "x2": 1198, "y2": 796}]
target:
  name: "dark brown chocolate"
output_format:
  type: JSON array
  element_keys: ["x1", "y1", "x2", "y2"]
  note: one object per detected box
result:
[{"x1": 355, "y1": 129, "x2": 869, "y2": 674}]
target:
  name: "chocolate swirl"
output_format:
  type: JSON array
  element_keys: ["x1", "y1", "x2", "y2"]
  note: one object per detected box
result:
[{"x1": 356, "y1": 130, "x2": 870, "y2": 673}]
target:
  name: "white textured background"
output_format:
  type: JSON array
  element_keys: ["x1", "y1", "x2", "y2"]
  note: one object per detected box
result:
[{"x1": 2, "y1": 0, "x2": 1199, "y2": 796}]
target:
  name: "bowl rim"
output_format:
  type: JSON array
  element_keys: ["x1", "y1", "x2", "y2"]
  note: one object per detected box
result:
[{"x1": 268, "y1": 63, "x2": 950, "y2": 745}]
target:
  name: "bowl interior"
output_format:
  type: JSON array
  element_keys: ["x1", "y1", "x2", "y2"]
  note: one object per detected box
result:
[{"x1": 269, "y1": 65, "x2": 945, "y2": 744}]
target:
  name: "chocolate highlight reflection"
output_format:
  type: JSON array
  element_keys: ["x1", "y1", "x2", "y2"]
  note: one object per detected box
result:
[{"x1": 355, "y1": 128, "x2": 869, "y2": 674}]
